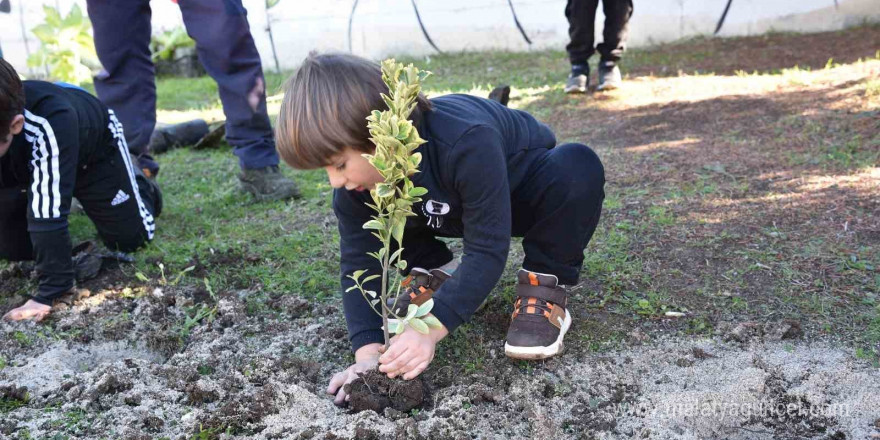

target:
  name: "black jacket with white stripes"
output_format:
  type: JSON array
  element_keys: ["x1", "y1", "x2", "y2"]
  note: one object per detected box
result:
[{"x1": 0, "y1": 81, "x2": 109, "y2": 305}]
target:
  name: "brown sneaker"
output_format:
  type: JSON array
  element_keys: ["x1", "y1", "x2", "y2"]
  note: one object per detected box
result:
[
  {"x1": 386, "y1": 267, "x2": 451, "y2": 316},
  {"x1": 504, "y1": 269, "x2": 572, "y2": 360}
]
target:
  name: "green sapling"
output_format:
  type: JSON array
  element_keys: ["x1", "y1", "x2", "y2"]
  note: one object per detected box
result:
[{"x1": 346, "y1": 59, "x2": 444, "y2": 350}]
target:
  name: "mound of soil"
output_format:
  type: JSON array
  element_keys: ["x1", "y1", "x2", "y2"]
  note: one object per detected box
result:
[{"x1": 344, "y1": 369, "x2": 426, "y2": 414}]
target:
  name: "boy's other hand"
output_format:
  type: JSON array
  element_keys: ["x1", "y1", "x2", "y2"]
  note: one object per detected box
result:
[
  {"x1": 2, "y1": 299, "x2": 51, "y2": 322},
  {"x1": 327, "y1": 343, "x2": 381, "y2": 406},
  {"x1": 378, "y1": 320, "x2": 448, "y2": 380}
]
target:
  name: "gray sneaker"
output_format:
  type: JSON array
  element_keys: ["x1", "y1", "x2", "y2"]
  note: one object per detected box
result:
[
  {"x1": 597, "y1": 61, "x2": 622, "y2": 91},
  {"x1": 564, "y1": 73, "x2": 588, "y2": 94},
  {"x1": 239, "y1": 166, "x2": 301, "y2": 202}
]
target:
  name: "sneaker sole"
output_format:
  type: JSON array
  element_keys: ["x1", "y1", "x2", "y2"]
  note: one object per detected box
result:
[
  {"x1": 564, "y1": 86, "x2": 587, "y2": 94},
  {"x1": 597, "y1": 83, "x2": 619, "y2": 91},
  {"x1": 504, "y1": 309, "x2": 572, "y2": 360}
]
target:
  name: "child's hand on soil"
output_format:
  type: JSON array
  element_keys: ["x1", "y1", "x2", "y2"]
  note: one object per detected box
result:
[
  {"x1": 327, "y1": 344, "x2": 381, "y2": 406},
  {"x1": 2, "y1": 299, "x2": 51, "y2": 322},
  {"x1": 378, "y1": 320, "x2": 448, "y2": 380}
]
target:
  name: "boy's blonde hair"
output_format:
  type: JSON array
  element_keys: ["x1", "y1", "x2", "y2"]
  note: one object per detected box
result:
[{"x1": 276, "y1": 53, "x2": 432, "y2": 170}]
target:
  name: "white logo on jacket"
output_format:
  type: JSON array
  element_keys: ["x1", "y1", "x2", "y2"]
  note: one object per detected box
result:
[
  {"x1": 422, "y1": 199, "x2": 450, "y2": 229},
  {"x1": 111, "y1": 189, "x2": 130, "y2": 206}
]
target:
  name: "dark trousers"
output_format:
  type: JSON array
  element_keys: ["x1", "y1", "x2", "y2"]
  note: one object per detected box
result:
[
  {"x1": 0, "y1": 116, "x2": 158, "y2": 261},
  {"x1": 85, "y1": 0, "x2": 279, "y2": 176},
  {"x1": 406, "y1": 144, "x2": 605, "y2": 286},
  {"x1": 565, "y1": 0, "x2": 633, "y2": 65}
]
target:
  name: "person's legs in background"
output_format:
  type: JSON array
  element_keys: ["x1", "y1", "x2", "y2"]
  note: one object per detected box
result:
[
  {"x1": 86, "y1": 0, "x2": 160, "y2": 177},
  {"x1": 178, "y1": 0, "x2": 300, "y2": 201},
  {"x1": 564, "y1": 0, "x2": 599, "y2": 93},
  {"x1": 596, "y1": 0, "x2": 633, "y2": 90}
]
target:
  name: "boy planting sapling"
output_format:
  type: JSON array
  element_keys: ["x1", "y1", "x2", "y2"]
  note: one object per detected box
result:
[{"x1": 275, "y1": 54, "x2": 604, "y2": 405}]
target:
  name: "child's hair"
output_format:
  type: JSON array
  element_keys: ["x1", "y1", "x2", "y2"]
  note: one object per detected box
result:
[
  {"x1": 0, "y1": 58, "x2": 25, "y2": 140},
  {"x1": 276, "y1": 53, "x2": 432, "y2": 170}
]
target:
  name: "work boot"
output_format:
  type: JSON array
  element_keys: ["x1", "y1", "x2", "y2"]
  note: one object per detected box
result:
[
  {"x1": 148, "y1": 120, "x2": 210, "y2": 154},
  {"x1": 71, "y1": 241, "x2": 136, "y2": 283},
  {"x1": 386, "y1": 267, "x2": 452, "y2": 316},
  {"x1": 504, "y1": 269, "x2": 571, "y2": 360},
  {"x1": 597, "y1": 60, "x2": 622, "y2": 91},
  {"x1": 71, "y1": 241, "x2": 102, "y2": 282},
  {"x1": 238, "y1": 166, "x2": 301, "y2": 202}
]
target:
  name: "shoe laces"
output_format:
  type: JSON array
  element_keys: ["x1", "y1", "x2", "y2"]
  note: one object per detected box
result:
[{"x1": 512, "y1": 297, "x2": 554, "y2": 319}]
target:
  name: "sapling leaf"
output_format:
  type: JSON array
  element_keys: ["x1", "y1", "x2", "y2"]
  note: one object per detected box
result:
[
  {"x1": 370, "y1": 299, "x2": 380, "y2": 307},
  {"x1": 422, "y1": 315, "x2": 443, "y2": 329},
  {"x1": 392, "y1": 221, "x2": 405, "y2": 245},
  {"x1": 389, "y1": 319, "x2": 405, "y2": 334},
  {"x1": 416, "y1": 299, "x2": 434, "y2": 317},
  {"x1": 409, "y1": 318, "x2": 429, "y2": 334},
  {"x1": 362, "y1": 274, "x2": 381, "y2": 284},
  {"x1": 365, "y1": 290, "x2": 377, "y2": 298},
  {"x1": 345, "y1": 285, "x2": 359, "y2": 293},
  {"x1": 389, "y1": 248, "x2": 404, "y2": 264},
  {"x1": 377, "y1": 184, "x2": 395, "y2": 198},
  {"x1": 405, "y1": 304, "x2": 418, "y2": 320},
  {"x1": 363, "y1": 220, "x2": 384, "y2": 230},
  {"x1": 408, "y1": 187, "x2": 428, "y2": 197},
  {"x1": 351, "y1": 270, "x2": 366, "y2": 282},
  {"x1": 395, "y1": 259, "x2": 408, "y2": 271}
]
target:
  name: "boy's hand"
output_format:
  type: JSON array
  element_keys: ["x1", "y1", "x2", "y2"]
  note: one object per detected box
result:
[
  {"x1": 378, "y1": 319, "x2": 448, "y2": 380},
  {"x1": 327, "y1": 343, "x2": 381, "y2": 406}
]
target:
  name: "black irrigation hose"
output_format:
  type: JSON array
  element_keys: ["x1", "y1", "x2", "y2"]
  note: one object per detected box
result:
[
  {"x1": 506, "y1": 0, "x2": 532, "y2": 45},
  {"x1": 348, "y1": 0, "x2": 359, "y2": 53},
  {"x1": 411, "y1": 0, "x2": 443, "y2": 54},
  {"x1": 714, "y1": 0, "x2": 733, "y2": 35}
]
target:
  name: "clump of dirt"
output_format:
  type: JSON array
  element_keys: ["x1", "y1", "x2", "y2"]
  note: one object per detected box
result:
[{"x1": 344, "y1": 369, "x2": 426, "y2": 414}]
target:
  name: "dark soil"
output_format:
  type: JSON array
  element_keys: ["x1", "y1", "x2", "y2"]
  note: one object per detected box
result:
[{"x1": 344, "y1": 369, "x2": 426, "y2": 414}]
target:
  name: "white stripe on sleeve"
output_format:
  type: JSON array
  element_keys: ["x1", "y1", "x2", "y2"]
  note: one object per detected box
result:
[{"x1": 24, "y1": 110, "x2": 62, "y2": 219}]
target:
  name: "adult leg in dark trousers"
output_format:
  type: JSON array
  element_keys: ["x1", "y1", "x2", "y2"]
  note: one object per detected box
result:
[
  {"x1": 86, "y1": 0, "x2": 158, "y2": 175},
  {"x1": 85, "y1": 0, "x2": 300, "y2": 201},
  {"x1": 563, "y1": 0, "x2": 633, "y2": 93}
]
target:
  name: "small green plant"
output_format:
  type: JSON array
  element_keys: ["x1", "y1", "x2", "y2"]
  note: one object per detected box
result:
[
  {"x1": 346, "y1": 59, "x2": 443, "y2": 348},
  {"x1": 27, "y1": 4, "x2": 98, "y2": 85},
  {"x1": 12, "y1": 331, "x2": 32, "y2": 347},
  {"x1": 0, "y1": 392, "x2": 28, "y2": 413},
  {"x1": 0, "y1": 355, "x2": 6, "y2": 370},
  {"x1": 150, "y1": 28, "x2": 195, "y2": 62},
  {"x1": 174, "y1": 278, "x2": 218, "y2": 343},
  {"x1": 136, "y1": 263, "x2": 195, "y2": 286}
]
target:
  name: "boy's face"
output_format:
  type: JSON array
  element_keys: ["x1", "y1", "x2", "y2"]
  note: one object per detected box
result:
[
  {"x1": 323, "y1": 147, "x2": 384, "y2": 192},
  {"x1": 0, "y1": 115, "x2": 25, "y2": 158}
]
